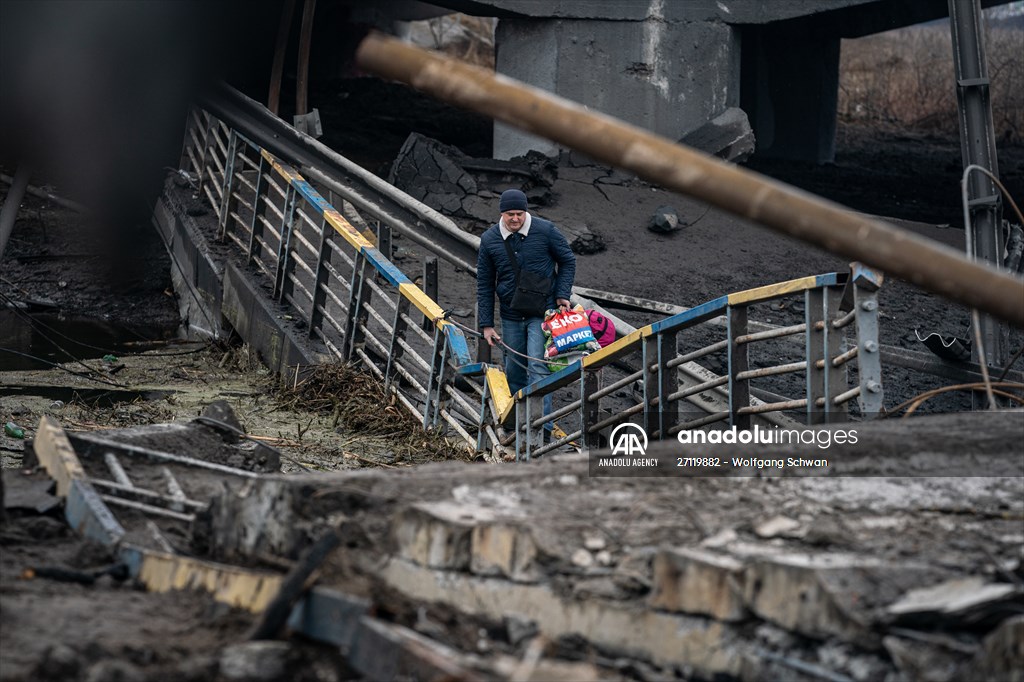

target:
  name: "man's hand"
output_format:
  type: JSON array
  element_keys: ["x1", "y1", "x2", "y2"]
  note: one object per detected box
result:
[
  {"x1": 483, "y1": 327, "x2": 501, "y2": 346},
  {"x1": 556, "y1": 298, "x2": 571, "y2": 310}
]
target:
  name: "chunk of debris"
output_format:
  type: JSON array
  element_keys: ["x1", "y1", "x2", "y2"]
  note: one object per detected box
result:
[
  {"x1": 560, "y1": 222, "x2": 606, "y2": 254},
  {"x1": 219, "y1": 641, "x2": 294, "y2": 681},
  {"x1": 888, "y1": 577, "x2": 1024, "y2": 627},
  {"x1": 388, "y1": 133, "x2": 556, "y2": 223},
  {"x1": 679, "y1": 107, "x2": 756, "y2": 163},
  {"x1": 755, "y1": 515, "x2": 802, "y2": 539},
  {"x1": 571, "y1": 548, "x2": 595, "y2": 568},
  {"x1": 647, "y1": 205, "x2": 684, "y2": 234}
]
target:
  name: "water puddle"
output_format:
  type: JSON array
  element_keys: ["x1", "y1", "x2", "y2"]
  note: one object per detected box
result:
[
  {"x1": 0, "y1": 309, "x2": 179, "y2": 371},
  {"x1": 0, "y1": 385, "x2": 176, "y2": 407}
]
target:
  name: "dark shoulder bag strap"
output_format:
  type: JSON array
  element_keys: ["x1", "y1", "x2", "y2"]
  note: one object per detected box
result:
[{"x1": 501, "y1": 235, "x2": 521, "y2": 284}]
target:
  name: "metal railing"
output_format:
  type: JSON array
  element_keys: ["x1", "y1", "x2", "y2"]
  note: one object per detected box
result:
[
  {"x1": 179, "y1": 108, "x2": 883, "y2": 460},
  {"x1": 511, "y1": 269, "x2": 883, "y2": 460}
]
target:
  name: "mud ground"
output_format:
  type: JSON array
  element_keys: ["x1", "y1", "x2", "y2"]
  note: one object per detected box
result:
[{"x1": 2, "y1": 76, "x2": 1023, "y2": 680}]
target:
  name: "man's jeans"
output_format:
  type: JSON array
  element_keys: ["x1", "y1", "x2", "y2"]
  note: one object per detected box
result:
[{"x1": 500, "y1": 316, "x2": 553, "y2": 429}]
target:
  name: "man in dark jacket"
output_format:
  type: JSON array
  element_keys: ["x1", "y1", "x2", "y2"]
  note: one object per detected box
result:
[{"x1": 477, "y1": 189, "x2": 576, "y2": 400}]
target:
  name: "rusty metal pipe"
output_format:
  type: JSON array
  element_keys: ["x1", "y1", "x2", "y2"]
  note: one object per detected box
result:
[{"x1": 355, "y1": 32, "x2": 1024, "y2": 328}]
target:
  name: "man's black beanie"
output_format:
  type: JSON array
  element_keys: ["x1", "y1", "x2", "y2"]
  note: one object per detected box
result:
[{"x1": 499, "y1": 189, "x2": 528, "y2": 213}]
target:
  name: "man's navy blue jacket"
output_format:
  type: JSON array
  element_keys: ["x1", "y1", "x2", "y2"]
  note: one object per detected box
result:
[{"x1": 477, "y1": 216, "x2": 576, "y2": 328}]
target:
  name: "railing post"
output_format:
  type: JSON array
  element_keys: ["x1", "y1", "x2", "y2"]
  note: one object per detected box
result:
[
  {"x1": 823, "y1": 286, "x2": 848, "y2": 421},
  {"x1": 643, "y1": 331, "x2": 677, "y2": 439},
  {"x1": 728, "y1": 305, "x2": 751, "y2": 430},
  {"x1": 196, "y1": 113, "x2": 216, "y2": 197},
  {"x1": 218, "y1": 131, "x2": 240, "y2": 241},
  {"x1": 476, "y1": 378, "x2": 492, "y2": 452},
  {"x1": 854, "y1": 283, "x2": 884, "y2": 417},
  {"x1": 515, "y1": 398, "x2": 526, "y2": 462},
  {"x1": 580, "y1": 368, "x2": 601, "y2": 450},
  {"x1": 384, "y1": 297, "x2": 411, "y2": 392},
  {"x1": 642, "y1": 335, "x2": 659, "y2": 438},
  {"x1": 377, "y1": 221, "x2": 391, "y2": 263},
  {"x1": 805, "y1": 288, "x2": 827, "y2": 425},
  {"x1": 422, "y1": 256, "x2": 438, "y2": 333},
  {"x1": 477, "y1": 312, "x2": 492, "y2": 364},
  {"x1": 309, "y1": 216, "x2": 330, "y2": 339},
  {"x1": 423, "y1": 327, "x2": 448, "y2": 429},
  {"x1": 274, "y1": 185, "x2": 298, "y2": 301},
  {"x1": 247, "y1": 155, "x2": 269, "y2": 264},
  {"x1": 343, "y1": 251, "x2": 373, "y2": 362}
]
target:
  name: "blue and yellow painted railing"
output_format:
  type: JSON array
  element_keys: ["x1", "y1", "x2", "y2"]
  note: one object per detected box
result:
[
  {"x1": 189, "y1": 111, "x2": 882, "y2": 459},
  {"x1": 512, "y1": 269, "x2": 883, "y2": 460}
]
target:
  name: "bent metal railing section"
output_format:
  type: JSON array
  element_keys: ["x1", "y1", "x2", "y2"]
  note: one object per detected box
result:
[{"x1": 180, "y1": 108, "x2": 883, "y2": 460}]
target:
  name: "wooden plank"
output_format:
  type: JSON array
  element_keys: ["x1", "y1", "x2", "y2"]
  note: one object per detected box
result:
[
  {"x1": 485, "y1": 366, "x2": 514, "y2": 425},
  {"x1": 33, "y1": 415, "x2": 85, "y2": 498},
  {"x1": 133, "y1": 549, "x2": 283, "y2": 613},
  {"x1": 728, "y1": 275, "x2": 818, "y2": 306},
  {"x1": 397, "y1": 282, "x2": 446, "y2": 325},
  {"x1": 361, "y1": 246, "x2": 410, "y2": 287}
]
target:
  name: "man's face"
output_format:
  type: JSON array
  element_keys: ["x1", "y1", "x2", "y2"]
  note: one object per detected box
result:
[{"x1": 502, "y1": 210, "x2": 526, "y2": 232}]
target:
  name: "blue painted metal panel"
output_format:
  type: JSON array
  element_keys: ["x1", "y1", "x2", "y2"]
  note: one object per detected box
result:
[
  {"x1": 456, "y1": 362, "x2": 489, "y2": 376},
  {"x1": 520, "y1": 358, "x2": 583, "y2": 397},
  {"x1": 287, "y1": 586, "x2": 370, "y2": 652},
  {"x1": 443, "y1": 325, "x2": 474, "y2": 367},
  {"x1": 289, "y1": 179, "x2": 333, "y2": 216},
  {"x1": 815, "y1": 272, "x2": 843, "y2": 288},
  {"x1": 65, "y1": 478, "x2": 125, "y2": 547},
  {"x1": 361, "y1": 246, "x2": 411, "y2": 287},
  {"x1": 649, "y1": 296, "x2": 729, "y2": 335}
]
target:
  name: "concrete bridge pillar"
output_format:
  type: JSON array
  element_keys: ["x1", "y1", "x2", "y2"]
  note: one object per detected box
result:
[{"x1": 493, "y1": 17, "x2": 741, "y2": 160}]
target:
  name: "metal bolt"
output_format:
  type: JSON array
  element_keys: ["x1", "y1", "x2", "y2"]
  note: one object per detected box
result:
[
  {"x1": 860, "y1": 299, "x2": 878, "y2": 311},
  {"x1": 867, "y1": 380, "x2": 882, "y2": 393},
  {"x1": 863, "y1": 340, "x2": 878, "y2": 353}
]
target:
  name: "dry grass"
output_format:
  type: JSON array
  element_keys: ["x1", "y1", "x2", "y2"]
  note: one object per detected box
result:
[
  {"x1": 839, "y1": 23, "x2": 1023, "y2": 141},
  {"x1": 273, "y1": 363, "x2": 474, "y2": 466}
]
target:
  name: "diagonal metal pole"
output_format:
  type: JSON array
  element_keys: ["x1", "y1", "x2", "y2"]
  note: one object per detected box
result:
[
  {"x1": 948, "y1": 0, "x2": 1005, "y2": 370},
  {"x1": 355, "y1": 32, "x2": 1024, "y2": 329}
]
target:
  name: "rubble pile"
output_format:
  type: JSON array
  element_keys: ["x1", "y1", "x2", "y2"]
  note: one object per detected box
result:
[{"x1": 203, "y1": 410, "x2": 1024, "y2": 681}]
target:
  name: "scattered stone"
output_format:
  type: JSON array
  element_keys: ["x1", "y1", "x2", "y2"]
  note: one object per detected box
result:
[
  {"x1": 743, "y1": 553, "x2": 943, "y2": 647},
  {"x1": 803, "y1": 515, "x2": 853, "y2": 548},
  {"x1": 755, "y1": 515, "x2": 802, "y2": 539},
  {"x1": 883, "y1": 635, "x2": 964, "y2": 682},
  {"x1": 559, "y1": 222, "x2": 606, "y2": 254},
  {"x1": 34, "y1": 644, "x2": 80, "y2": 681},
  {"x1": 197, "y1": 400, "x2": 245, "y2": 442},
  {"x1": 84, "y1": 659, "x2": 145, "y2": 682},
  {"x1": 700, "y1": 527, "x2": 738, "y2": 549},
  {"x1": 571, "y1": 548, "x2": 594, "y2": 568},
  {"x1": 888, "y1": 577, "x2": 1023, "y2": 624},
  {"x1": 646, "y1": 205, "x2": 684, "y2": 234},
  {"x1": 970, "y1": 615, "x2": 1024, "y2": 681},
  {"x1": 3, "y1": 474, "x2": 60, "y2": 514},
  {"x1": 219, "y1": 641, "x2": 293, "y2": 681},
  {"x1": 389, "y1": 134, "x2": 556, "y2": 223},
  {"x1": 504, "y1": 615, "x2": 539, "y2": 647},
  {"x1": 679, "y1": 107, "x2": 756, "y2": 163}
]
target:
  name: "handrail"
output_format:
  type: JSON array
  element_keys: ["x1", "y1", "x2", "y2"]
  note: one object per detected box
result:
[{"x1": 179, "y1": 106, "x2": 885, "y2": 462}]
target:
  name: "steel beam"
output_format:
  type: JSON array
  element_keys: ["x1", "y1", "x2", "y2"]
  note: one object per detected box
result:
[{"x1": 949, "y1": 0, "x2": 1005, "y2": 371}]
